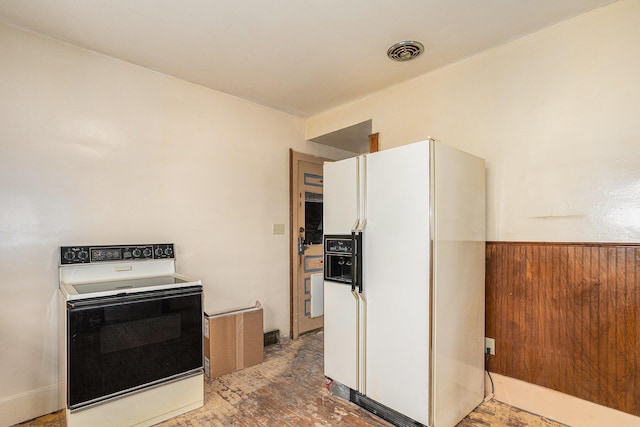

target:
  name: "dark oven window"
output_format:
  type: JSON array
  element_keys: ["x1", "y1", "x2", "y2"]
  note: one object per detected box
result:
[
  {"x1": 100, "y1": 313, "x2": 181, "y2": 353},
  {"x1": 67, "y1": 291, "x2": 202, "y2": 409}
]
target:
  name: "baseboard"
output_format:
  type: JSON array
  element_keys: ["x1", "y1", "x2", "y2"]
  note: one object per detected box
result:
[
  {"x1": 486, "y1": 373, "x2": 640, "y2": 427},
  {"x1": 0, "y1": 384, "x2": 59, "y2": 427}
]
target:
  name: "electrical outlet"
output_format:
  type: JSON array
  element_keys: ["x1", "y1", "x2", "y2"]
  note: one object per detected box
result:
[
  {"x1": 272, "y1": 223, "x2": 285, "y2": 235},
  {"x1": 484, "y1": 337, "x2": 495, "y2": 355}
]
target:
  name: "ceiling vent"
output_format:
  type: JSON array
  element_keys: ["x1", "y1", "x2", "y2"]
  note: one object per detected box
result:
[{"x1": 387, "y1": 40, "x2": 424, "y2": 62}]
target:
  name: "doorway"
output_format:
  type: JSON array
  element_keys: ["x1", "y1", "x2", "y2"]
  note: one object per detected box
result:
[
  {"x1": 289, "y1": 151, "x2": 329, "y2": 339},
  {"x1": 289, "y1": 122, "x2": 377, "y2": 339}
]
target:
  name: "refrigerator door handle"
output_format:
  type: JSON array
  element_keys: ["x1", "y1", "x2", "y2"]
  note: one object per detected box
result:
[
  {"x1": 352, "y1": 156, "x2": 361, "y2": 233},
  {"x1": 357, "y1": 155, "x2": 367, "y2": 232},
  {"x1": 351, "y1": 289, "x2": 360, "y2": 392},
  {"x1": 358, "y1": 292, "x2": 367, "y2": 395},
  {"x1": 354, "y1": 231, "x2": 364, "y2": 393}
]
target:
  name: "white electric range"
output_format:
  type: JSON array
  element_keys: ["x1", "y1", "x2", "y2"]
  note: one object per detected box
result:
[{"x1": 58, "y1": 243, "x2": 204, "y2": 427}]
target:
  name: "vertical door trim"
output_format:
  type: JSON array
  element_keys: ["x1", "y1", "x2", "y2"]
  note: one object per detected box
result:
[{"x1": 368, "y1": 133, "x2": 379, "y2": 153}]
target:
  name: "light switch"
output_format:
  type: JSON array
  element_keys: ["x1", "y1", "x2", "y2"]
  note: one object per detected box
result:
[{"x1": 272, "y1": 223, "x2": 285, "y2": 235}]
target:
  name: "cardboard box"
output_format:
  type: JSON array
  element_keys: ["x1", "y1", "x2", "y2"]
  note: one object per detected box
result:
[{"x1": 203, "y1": 302, "x2": 264, "y2": 378}]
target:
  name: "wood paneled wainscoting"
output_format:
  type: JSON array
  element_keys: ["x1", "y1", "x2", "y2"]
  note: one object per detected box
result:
[{"x1": 485, "y1": 242, "x2": 640, "y2": 417}]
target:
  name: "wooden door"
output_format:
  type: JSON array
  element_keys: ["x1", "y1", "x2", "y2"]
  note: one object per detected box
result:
[{"x1": 290, "y1": 151, "x2": 328, "y2": 339}]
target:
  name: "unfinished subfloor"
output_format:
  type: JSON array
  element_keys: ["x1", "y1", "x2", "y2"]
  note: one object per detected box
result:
[{"x1": 15, "y1": 331, "x2": 565, "y2": 427}]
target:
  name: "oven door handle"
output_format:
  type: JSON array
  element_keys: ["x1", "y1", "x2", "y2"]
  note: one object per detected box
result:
[{"x1": 67, "y1": 286, "x2": 203, "y2": 310}]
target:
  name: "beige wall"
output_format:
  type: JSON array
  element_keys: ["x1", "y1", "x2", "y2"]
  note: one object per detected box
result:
[
  {"x1": 0, "y1": 22, "x2": 352, "y2": 425},
  {"x1": 308, "y1": 0, "x2": 640, "y2": 244}
]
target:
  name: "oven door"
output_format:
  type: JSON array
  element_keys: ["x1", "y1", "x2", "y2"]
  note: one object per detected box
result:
[{"x1": 66, "y1": 286, "x2": 203, "y2": 411}]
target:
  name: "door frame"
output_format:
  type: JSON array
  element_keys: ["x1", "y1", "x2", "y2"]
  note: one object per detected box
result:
[{"x1": 289, "y1": 150, "x2": 330, "y2": 339}]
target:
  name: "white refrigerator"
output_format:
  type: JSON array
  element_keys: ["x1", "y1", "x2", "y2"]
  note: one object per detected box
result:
[{"x1": 323, "y1": 139, "x2": 485, "y2": 427}]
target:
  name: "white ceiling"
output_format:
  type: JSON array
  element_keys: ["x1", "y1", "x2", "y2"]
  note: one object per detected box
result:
[{"x1": 0, "y1": 0, "x2": 616, "y2": 118}]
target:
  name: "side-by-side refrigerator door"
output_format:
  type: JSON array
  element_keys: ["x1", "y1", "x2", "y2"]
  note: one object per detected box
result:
[
  {"x1": 323, "y1": 156, "x2": 359, "y2": 391},
  {"x1": 323, "y1": 156, "x2": 359, "y2": 235},
  {"x1": 363, "y1": 142, "x2": 431, "y2": 425}
]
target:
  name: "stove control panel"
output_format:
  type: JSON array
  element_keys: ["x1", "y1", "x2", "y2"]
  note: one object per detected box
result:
[{"x1": 60, "y1": 243, "x2": 175, "y2": 265}]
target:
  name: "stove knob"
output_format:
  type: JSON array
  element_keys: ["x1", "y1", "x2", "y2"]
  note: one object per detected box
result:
[
  {"x1": 164, "y1": 247, "x2": 173, "y2": 257},
  {"x1": 63, "y1": 250, "x2": 76, "y2": 261},
  {"x1": 155, "y1": 247, "x2": 164, "y2": 257},
  {"x1": 132, "y1": 248, "x2": 141, "y2": 257},
  {"x1": 143, "y1": 248, "x2": 152, "y2": 258},
  {"x1": 78, "y1": 250, "x2": 89, "y2": 261}
]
